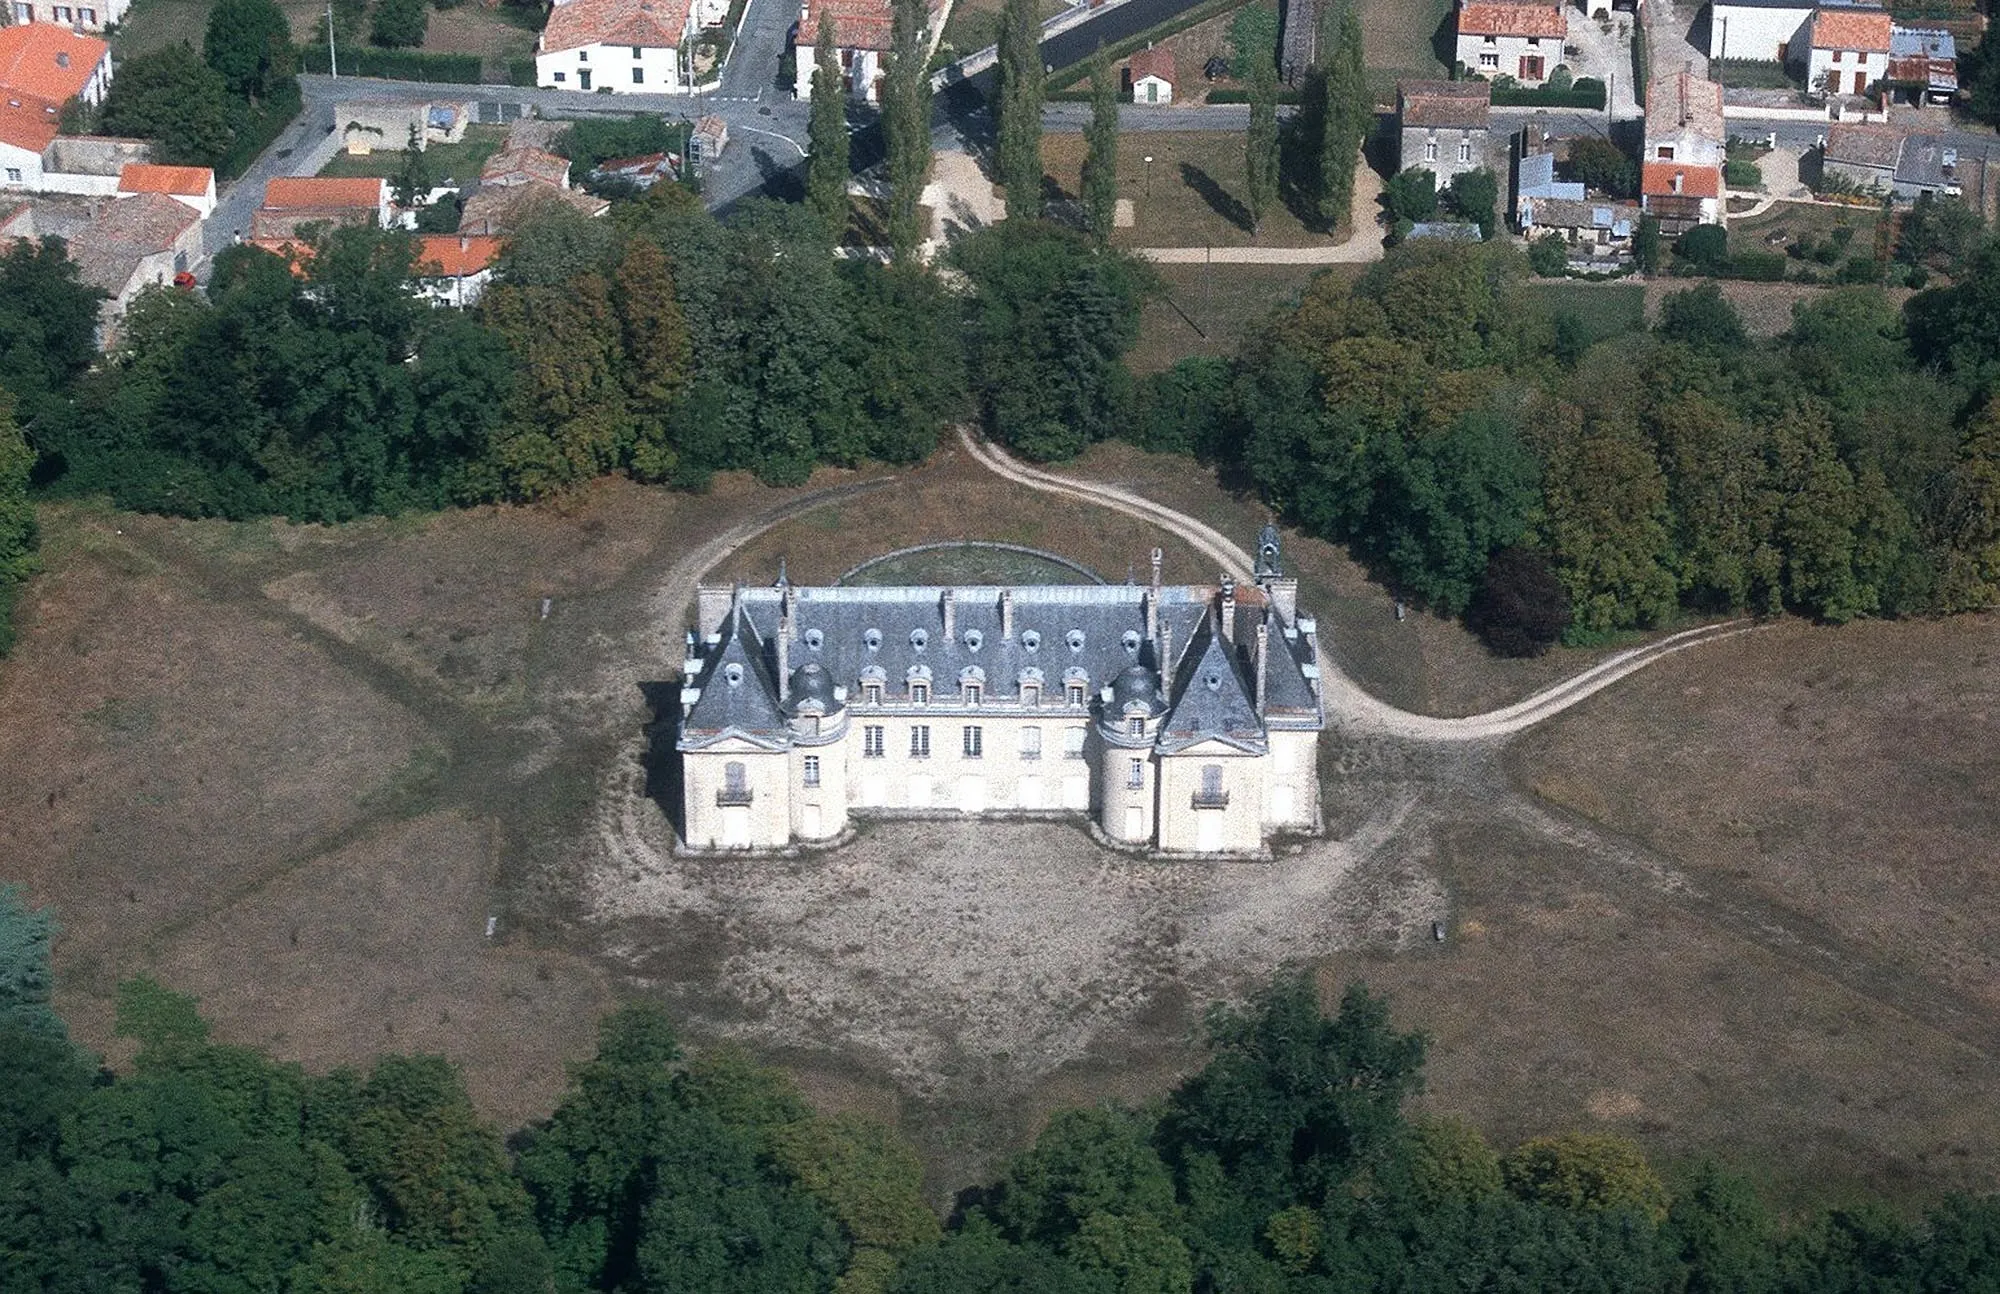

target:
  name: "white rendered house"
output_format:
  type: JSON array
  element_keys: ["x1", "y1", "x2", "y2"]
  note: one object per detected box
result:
[
  {"x1": 1454, "y1": 0, "x2": 1566, "y2": 84},
  {"x1": 792, "y1": 0, "x2": 894, "y2": 102},
  {"x1": 677, "y1": 531, "x2": 1325, "y2": 855},
  {"x1": 538, "y1": 0, "x2": 695, "y2": 93}
]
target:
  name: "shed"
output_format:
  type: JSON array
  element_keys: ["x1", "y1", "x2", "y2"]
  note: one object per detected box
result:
[{"x1": 1126, "y1": 46, "x2": 1174, "y2": 105}]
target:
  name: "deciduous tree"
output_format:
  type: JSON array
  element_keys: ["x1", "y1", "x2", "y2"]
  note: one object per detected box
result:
[
  {"x1": 98, "y1": 43, "x2": 236, "y2": 166},
  {"x1": 204, "y1": 0, "x2": 294, "y2": 102}
]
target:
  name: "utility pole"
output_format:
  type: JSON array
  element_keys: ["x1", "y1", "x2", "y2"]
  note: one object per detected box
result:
[{"x1": 327, "y1": 1, "x2": 338, "y2": 77}]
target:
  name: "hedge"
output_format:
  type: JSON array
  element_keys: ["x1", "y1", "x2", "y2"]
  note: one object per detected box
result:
[
  {"x1": 301, "y1": 46, "x2": 483, "y2": 82},
  {"x1": 1490, "y1": 77, "x2": 1605, "y2": 108},
  {"x1": 507, "y1": 57, "x2": 537, "y2": 86},
  {"x1": 218, "y1": 80, "x2": 304, "y2": 180},
  {"x1": 1045, "y1": 0, "x2": 1246, "y2": 87}
]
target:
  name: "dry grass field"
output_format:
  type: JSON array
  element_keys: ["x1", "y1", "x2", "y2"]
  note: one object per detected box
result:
[
  {"x1": 7, "y1": 437, "x2": 1999, "y2": 1209},
  {"x1": 1043, "y1": 131, "x2": 1332, "y2": 249}
]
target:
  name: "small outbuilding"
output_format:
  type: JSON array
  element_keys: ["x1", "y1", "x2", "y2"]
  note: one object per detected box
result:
[{"x1": 1126, "y1": 46, "x2": 1174, "y2": 105}]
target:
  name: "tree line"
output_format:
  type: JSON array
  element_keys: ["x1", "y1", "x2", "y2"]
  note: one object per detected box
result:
[
  {"x1": 7, "y1": 887, "x2": 2000, "y2": 1292},
  {"x1": 1111, "y1": 239, "x2": 2000, "y2": 652}
]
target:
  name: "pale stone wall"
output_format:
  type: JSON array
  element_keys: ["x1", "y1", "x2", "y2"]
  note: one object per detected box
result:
[
  {"x1": 1156, "y1": 744, "x2": 1266, "y2": 854},
  {"x1": 788, "y1": 716, "x2": 851, "y2": 841},
  {"x1": 683, "y1": 744, "x2": 790, "y2": 850},
  {"x1": 1264, "y1": 730, "x2": 1320, "y2": 831},
  {"x1": 845, "y1": 709, "x2": 1095, "y2": 815}
]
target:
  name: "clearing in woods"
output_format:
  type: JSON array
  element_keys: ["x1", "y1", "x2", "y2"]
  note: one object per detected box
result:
[{"x1": 3, "y1": 440, "x2": 1997, "y2": 1206}]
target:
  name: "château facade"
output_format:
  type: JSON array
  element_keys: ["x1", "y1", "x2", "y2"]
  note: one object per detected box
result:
[{"x1": 675, "y1": 532, "x2": 1325, "y2": 855}]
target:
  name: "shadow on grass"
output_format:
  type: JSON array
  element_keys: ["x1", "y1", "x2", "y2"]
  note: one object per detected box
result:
[{"x1": 1179, "y1": 162, "x2": 1254, "y2": 231}]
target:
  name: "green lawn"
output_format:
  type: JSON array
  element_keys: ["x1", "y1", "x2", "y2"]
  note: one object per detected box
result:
[
  {"x1": 1521, "y1": 281, "x2": 1648, "y2": 344},
  {"x1": 319, "y1": 124, "x2": 509, "y2": 186},
  {"x1": 1130, "y1": 262, "x2": 1340, "y2": 372},
  {"x1": 1361, "y1": 0, "x2": 1451, "y2": 102}
]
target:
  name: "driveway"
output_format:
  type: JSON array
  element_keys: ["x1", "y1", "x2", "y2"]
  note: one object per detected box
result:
[{"x1": 1563, "y1": 6, "x2": 1641, "y2": 121}]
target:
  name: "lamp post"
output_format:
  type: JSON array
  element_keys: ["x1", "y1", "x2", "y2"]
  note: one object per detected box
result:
[{"x1": 1143, "y1": 153, "x2": 1153, "y2": 202}]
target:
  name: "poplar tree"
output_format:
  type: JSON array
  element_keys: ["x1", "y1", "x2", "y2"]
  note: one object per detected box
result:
[
  {"x1": 883, "y1": 0, "x2": 932, "y2": 260},
  {"x1": 1315, "y1": 5, "x2": 1368, "y2": 230},
  {"x1": 0, "y1": 396, "x2": 35, "y2": 655},
  {"x1": 613, "y1": 237, "x2": 691, "y2": 482},
  {"x1": 806, "y1": 12, "x2": 851, "y2": 244},
  {"x1": 996, "y1": 0, "x2": 1045, "y2": 216},
  {"x1": 1245, "y1": 46, "x2": 1279, "y2": 233},
  {"x1": 1081, "y1": 53, "x2": 1119, "y2": 245}
]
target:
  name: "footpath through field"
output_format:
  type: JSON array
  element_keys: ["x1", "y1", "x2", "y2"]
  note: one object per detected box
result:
[{"x1": 956, "y1": 427, "x2": 1756, "y2": 741}]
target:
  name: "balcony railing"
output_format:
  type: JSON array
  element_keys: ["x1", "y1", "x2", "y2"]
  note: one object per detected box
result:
[
  {"x1": 1191, "y1": 789, "x2": 1231, "y2": 809},
  {"x1": 716, "y1": 787, "x2": 754, "y2": 807}
]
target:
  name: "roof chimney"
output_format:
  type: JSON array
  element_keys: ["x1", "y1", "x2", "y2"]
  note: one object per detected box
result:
[
  {"x1": 1000, "y1": 589, "x2": 1013, "y2": 640},
  {"x1": 1254, "y1": 615, "x2": 1269, "y2": 712},
  {"x1": 941, "y1": 588, "x2": 954, "y2": 640},
  {"x1": 1219, "y1": 576, "x2": 1235, "y2": 645},
  {"x1": 776, "y1": 593, "x2": 792, "y2": 701},
  {"x1": 55, "y1": 51, "x2": 69, "y2": 68},
  {"x1": 1146, "y1": 547, "x2": 1161, "y2": 645}
]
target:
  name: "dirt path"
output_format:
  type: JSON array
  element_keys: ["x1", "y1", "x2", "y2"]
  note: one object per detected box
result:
[{"x1": 956, "y1": 428, "x2": 1758, "y2": 739}]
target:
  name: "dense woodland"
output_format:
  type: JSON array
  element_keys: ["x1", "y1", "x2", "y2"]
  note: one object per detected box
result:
[{"x1": 6, "y1": 887, "x2": 2000, "y2": 1292}]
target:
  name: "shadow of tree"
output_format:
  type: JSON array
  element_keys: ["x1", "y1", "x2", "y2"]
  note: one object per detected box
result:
[
  {"x1": 1430, "y1": 10, "x2": 1459, "y2": 74},
  {"x1": 1180, "y1": 162, "x2": 1254, "y2": 231}
]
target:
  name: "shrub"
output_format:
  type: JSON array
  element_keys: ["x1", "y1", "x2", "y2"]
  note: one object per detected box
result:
[
  {"x1": 1467, "y1": 548, "x2": 1570, "y2": 657},
  {"x1": 1528, "y1": 233, "x2": 1569, "y2": 277},
  {"x1": 1674, "y1": 223, "x2": 1728, "y2": 271},
  {"x1": 1726, "y1": 250, "x2": 1786, "y2": 281}
]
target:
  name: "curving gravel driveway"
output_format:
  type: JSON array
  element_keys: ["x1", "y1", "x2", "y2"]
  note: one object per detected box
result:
[{"x1": 955, "y1": 427, "x2": 1757, "y2": 741}]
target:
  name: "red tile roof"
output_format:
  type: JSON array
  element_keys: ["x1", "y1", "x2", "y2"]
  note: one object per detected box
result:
[
  {"x1": 1399, "y1": 79, "x2": 1491, "y2": 127},
  {"x1": 1641, "y1": 161, "x2": 1721, "y2": 198},
  {"x1": 1127, "y1": 46, "x2": 1174, "y2": 84},
  {"x1": 118, "y1": 163, "x2": 214, "y2": 197},
  {"x1": 264, "y1": 176, "x2": 386, "y2": 209},
  {"x1": 246, "y1": 237, "x2": 313, "y2": 276},
  {"x1": 415, "y1": 233, "x2": 502, "y2": 277},
  {"x1": 1457, "y1": 0, "x2": 1566, "y2": 39},
  {"x1": 1812, "y1": 7, "x2": 1892, "y2": 51},
  {"x1": 0, "y1": 24, "x2": 105, "y2": 104},
  {"x1": 800, "y1": 0, "x2": 896, "y2": 50},
  {"x1": 541, "y1": 0, "x2": 693, "y2": 54},
  {"x1": 0, "y1": 92, "x2": 61, "y2": 153}
]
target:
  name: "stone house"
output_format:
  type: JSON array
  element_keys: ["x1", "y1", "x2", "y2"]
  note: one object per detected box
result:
[
  {"x1": 1455, "y1": 0, "x2": 1566, "y2": 85},
  {"x1": 1802, "y1": 4, "x2": 1891, "y2": 96},
  {"x1": 1396, "y1": 80, "x2": 1491, "y2": 184},
  {"x1": 1641, "y1": 72, "x2": 1724, "y2": 233},
  {"x1": 677, "y1": 535, "x2": 1324, "y2": 856}
]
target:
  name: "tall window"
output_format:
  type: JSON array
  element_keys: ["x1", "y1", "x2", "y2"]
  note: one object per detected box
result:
[
  {"x1": 864, "y1": 683, "x2": 882, "y2": 705},
  {"x1": 1127, "y1": 717, "x2": 1144, "y2": 737},
  {"x1": 1458, "y1": 140, "x2": 1472, "y2": 164},
  {"x1": 803, "y1": 755, "x2": 821, "y2": 787},
  {"x1": 863, "y1": 725, "x2": 885, "y2": 757},
  {"x1": 964, "y1": 684, "x2": 982, "y2": 706},
  {"x1": 910, "y1": 725, "x2": 931, "y2": 758},
  {"x1": 911, "y1": 683, "x2": 930, "y2": 705},
  {"x1": 962, "y1": 726, "x2": 982, "y2": 758},
  {"x1": 1020, "y1": 726, "x2": 1042, "y2": 759},
  {"x1": 1202, "y1": 764, "x2": 1223, "y2": 796},
  {"x1": 1424, "y1": 139, "x2": 1438, "y2": 163},
  {"x1": 632, "y1": 67, "x2": 644, "y2": 83},
  {"x1": 1021, "y1": 684, "x2": 1040, "y2": 707},
  {"x1": 1128, "y1": 759, "x2": 1145, "y2": 789},
  {"x1": 1066, "y1": 683, "x2": 1086, "y2": 706},
  {"x1": 1063, "y1": 727, "x2": 1087, "y2": 758},
  {"x1": 720, "y1": 761, "x2": 750, "y2": 803}
]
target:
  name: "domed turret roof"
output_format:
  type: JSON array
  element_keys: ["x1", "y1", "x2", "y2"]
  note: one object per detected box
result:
[
  {"x1": 786, "y1": 661, "x2": 842, "y2": 715},
  {"x1": 1108, "y1": 663, "x2": 1166, "y2": 717}
]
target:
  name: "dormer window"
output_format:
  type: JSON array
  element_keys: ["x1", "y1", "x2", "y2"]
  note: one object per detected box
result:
[
  {"x1": 724, "y1": 663, "x2": 745, "y2": 687},
  {"x1": 1021, "y1": 630, "x2": 1041, "y2": 651},
  {"x1": 1022, "y1": 683, "x2": 1040, "y2": 706},
  {"x1": 964, "y1": 629, "x2": 983, "y2": 651},
  {"x1": 1065, "y1": 629, "x2": 1085, "y2": 652},
  {"x1": 910, "y1": 628, "x2": 928, "y2": 650},
  {"x1": 912, "y1": 683, "x2": 930, "y2": 704},
  {"x1": 1121, "y1": 630, "x2": 1141, "y2": 653},
  {"x1": 864, "y1": 628, "x2": 882, "y2": 650},
  {"x1": 965, "y1": 684, "x2": 982, "y2": 706},
  {"x1": 1127, "y1": 717, "x2": 1144, "y2": 737},
  {"x1": 865, "y1": 683, "x2": 882, "y2": 705},
  {"x1": 804, "y1": 628, "x2": 824, "y2": 650},
  {"x1": 1066, "y1": 682, "x2": 1086, "y2": 705}
]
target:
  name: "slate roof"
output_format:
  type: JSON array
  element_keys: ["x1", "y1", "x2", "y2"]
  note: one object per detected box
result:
[
  {"x1": 1457, "y1": 0, "x2": 1566, "y2": 39},
  {"x1": 1895, "y1": 135, "x2": 1987, "y2": 191},
  {"x1": 541, "y1": 0, "x2": 693, "y2": 54},
  {"x1": 680, "y1": 582, "x2": 1320, "y2": 752},
  {"x1": 1399, "y1": 80, "x2": 1491, "y2": 129}
]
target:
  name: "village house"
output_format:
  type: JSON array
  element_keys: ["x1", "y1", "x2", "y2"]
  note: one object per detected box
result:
[
  {"x1": 1641, "y1": 72, "x2": 1724, "y2": 234},
  {"x1": 677, "y1": 533, "x2": 1324, "y2": 856},
  {"x1": 792, "y1": 0, "x2": 894, "y2": 102},
  {"x1": 3, "y1": 191, "x2": 200, "y2": 345},
  {"x1": 589, "y1": 151, "x2": 680, "y2": 189},
  {"x1": 117, "y1": 163, "x2": 216, "y2": 218},
  {"x1": 537, "y1": 0, "x2": 697, "y2": 93},
  {"x1": 251, "y1": 176, "x2": 391, "y2": 239},
  {"x1": 1126, "y1": 47, "x2": 1175, "y2": 105},
  {"x1": 1707, "y1": 0, "x2": 1816, "y2": 63},
  {"x1": 414, "y1": 233, "x2": 502, "y2": 309},
  {"x1": 1802, "y1": 3, "x2": 1891, "y2": 96},
  {"x1": 1886, "y1": 26, "x2": 1955, "y2": 103},
  {"x1": 458, "y1": 146, "x2": 609, "y2": 236},
  {"x1": 0, "y1": 22, "x2": 109, "y2": 106},
  {"x1": 4, "y1": 0, "x2": 125, "y2": 33},
  {"x1": 1455, "y1": 0, "x2": 1566, "y2": 85},
  {"x1": 1823, "y1": 124, "x2": 1992, "y2": 203},
  {"x1": 1396, "y1": 80, "x2": 1491, "y2": 184}
]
